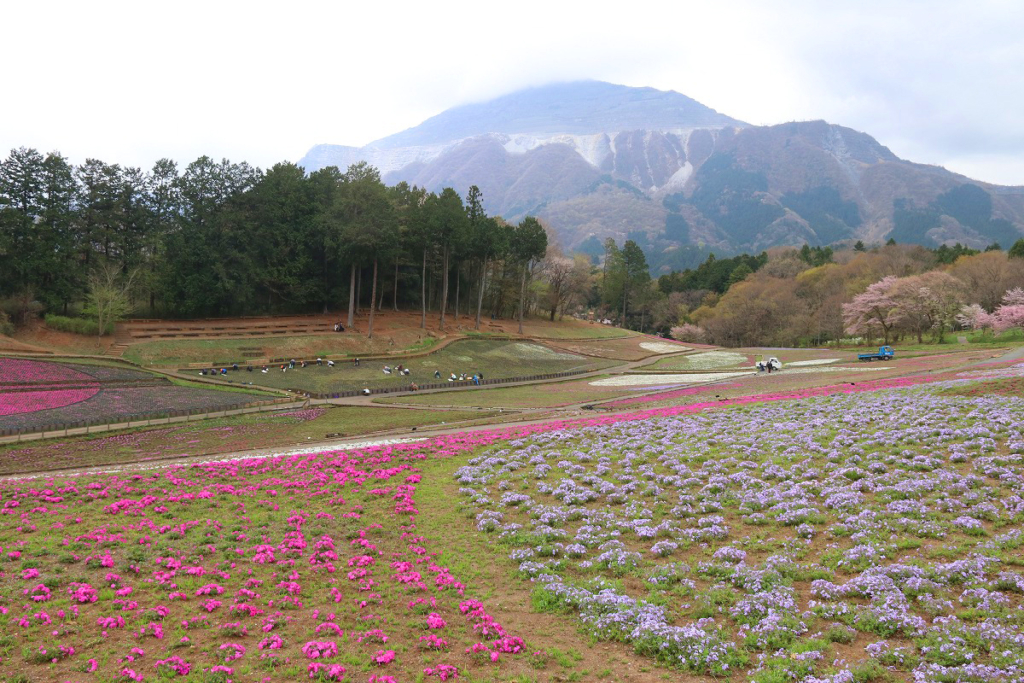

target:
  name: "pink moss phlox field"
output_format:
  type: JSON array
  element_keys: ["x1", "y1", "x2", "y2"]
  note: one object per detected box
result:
[
  {"x1": 0, "y1": 358, "x2": 97, "y2": 385},
  {"x1": 0, "y1": 428, "x2": 532, "y2": 680},
  {"x1": 0, "y1": 387, "x2": 102, "y2": 416}
]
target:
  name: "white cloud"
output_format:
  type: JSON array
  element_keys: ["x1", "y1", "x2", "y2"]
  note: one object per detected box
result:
[{"x1": 2, "y1": 1, "x2": 1022, "y2": 184}]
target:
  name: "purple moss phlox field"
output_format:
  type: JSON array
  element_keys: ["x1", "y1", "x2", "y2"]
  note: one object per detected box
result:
[{"x1": 453, "y1": 366, "x2": 1024, "y2": 681}]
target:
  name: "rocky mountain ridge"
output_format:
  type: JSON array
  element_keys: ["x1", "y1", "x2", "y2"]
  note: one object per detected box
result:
[{"x1": 299, "y1": 81, "x2": 1024, "y2": 270}]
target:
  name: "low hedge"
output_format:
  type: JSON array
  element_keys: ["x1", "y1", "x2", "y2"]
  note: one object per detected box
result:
[{"x1": 44, "y1": 314, "x2": 114, "y2": 336}]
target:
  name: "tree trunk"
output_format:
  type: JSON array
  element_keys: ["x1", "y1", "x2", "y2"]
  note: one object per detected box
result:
[
  {"x1": 439, "y1": 244, "x2": 450, "y2": 331},
  {"x1": 518, "y1": 262, "x2": 528, "y2": 334},
  {"x1": 454, "y1": 264, "x2": 460, "y2": 321},
  {"x1": 347, "y1": 264, "x2": 356, "y2": 328},
  {"x1": 393, "y1": 259, "x2": 399, "y2": 311},
  {"x1": 621, "y1": 284, "x2": 628, "y2": 327},
  {"x1": 368, "y1": 258, "x2": 378, "y2": 339},
  {"x1": 356, "y1": 267, "x2": 362, "y2": 313},
  {"x1": 420, "y1": 249, "x2": 427, "y2": 329},
  {"x1": 475, "y1": 257, "x2": 488, "y2": 330}
]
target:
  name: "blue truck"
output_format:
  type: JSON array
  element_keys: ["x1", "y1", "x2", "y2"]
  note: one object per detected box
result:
[{"x1": 857, "y1": 345, "x2": 894, "y2": 362}]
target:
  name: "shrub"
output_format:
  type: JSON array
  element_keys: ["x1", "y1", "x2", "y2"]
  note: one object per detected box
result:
[{"x1": 44, "y1": 314, "x2": 113, "y2": 336}]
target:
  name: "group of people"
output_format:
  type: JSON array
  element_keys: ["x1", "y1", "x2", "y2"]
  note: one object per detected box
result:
[
  {"x1": 383, "y1": 364, "x2": 411, "y2": 376},
  {"x1": 200, "y1": 358, "x2": 341, "y2": 376},
  {"x1": 756, "y1": 357, "x2": 782, "y2": 374},
  {"x1": 333, "y1": 322, "x2": 345, "y2": 332},
  {"x1": 429, "y1": 370, "x2": 484, "y2": 384}
]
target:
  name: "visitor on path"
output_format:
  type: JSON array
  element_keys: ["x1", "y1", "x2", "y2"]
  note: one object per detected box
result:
[
  {"x1": 327, "y1": 360, "x2": 335, "y2": 367},
  {"x1": 473, "y1": 374, "x2": 479, "y2": 385},
  {"x1": 317, "y1": 357, "x2": 322, "y2": 366},
  {"x1": 410, "y1": 382, "x2": 418, "y2": 391},
  {"x1": 361, "y1": 387, "x2": 371, "y2": 396},
  {"x1": 434, "y1": 370, "x2": 441, "y2": 379},
  {"x1": 354, "y1": 358, "x2": 360, "y2": 367}
]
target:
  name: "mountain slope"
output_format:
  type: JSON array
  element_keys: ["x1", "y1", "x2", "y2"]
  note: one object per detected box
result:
[
  {"x1": 368, "y1": 80, "x2": 744, "y2": 149},
  {"x1": 299, "y1": 82, "x2": 1024, "y2": 266}
]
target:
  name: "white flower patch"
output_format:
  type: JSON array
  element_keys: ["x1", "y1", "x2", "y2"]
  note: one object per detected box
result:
[
  {"x1": 680, "y1": 351, "x2": 747, "y2": 369},
  {"x1": 784, "y1": 358, "x2": 841, "y2": 367},
  {"x1": 508, "y1": 343, "x2": 582, "y2": 360},
  {"x1": 590, "y1": 372, "x2": 751, "y2": 387},
  {"x1": 639, "y1": 342, "x2": 690, "y2": 354}
]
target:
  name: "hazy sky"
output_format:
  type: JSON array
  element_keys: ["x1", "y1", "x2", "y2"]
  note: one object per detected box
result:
[{"x1": 4, "y1": 1, "x2": 1023, "y2": 185}]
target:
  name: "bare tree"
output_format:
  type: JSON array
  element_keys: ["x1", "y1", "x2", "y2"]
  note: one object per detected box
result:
[{"x1": 86, "y1": 261, "x2": 139, "y2": 339}]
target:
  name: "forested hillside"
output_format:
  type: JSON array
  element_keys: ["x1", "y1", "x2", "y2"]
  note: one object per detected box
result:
[{"x1": 0, "y1": 149, "x2": 547, "y2": 336}]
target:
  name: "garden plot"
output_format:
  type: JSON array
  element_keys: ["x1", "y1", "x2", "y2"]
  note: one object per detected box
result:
[
  {"x1": 591, "y1": 372, "x2": 752, "y2": 387},
  {"x1": 638, "y1": 341, "x2": 690, "y2": 354},
  {"x1": 647, "y1": 350, "x2": 751, "y2": 372},
  {"x1": 0, "y1": 437, "x2": 537, "y2": 682},
  {"x1": 454, "y1": 381, "x2": 1024, "y2": 681},
  {"x1": 227, "y1": 339, "x2": 615, "y2": 394},
  {"x1": 0, "y1": 385, "x2": 267, "y2": 433}
]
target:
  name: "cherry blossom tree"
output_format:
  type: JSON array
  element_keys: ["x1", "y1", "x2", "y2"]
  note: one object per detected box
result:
[
  {"x1": 889, "y1": 271, "x2": 967, "y2": 343},
  {"x1": 956, "y1": 303, "x2": 995, "y2": 331},
  {"x1": 993, "y1": 287, "x2": 1024, "y2": 332},
  {"x1": 842, "y1": 276, "x2": 898, "y2": 343}
]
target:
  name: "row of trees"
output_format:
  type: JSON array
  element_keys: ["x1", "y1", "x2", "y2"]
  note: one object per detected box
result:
[
  {"x1": 843, "y1": 273, "x2": 1024, "y2": 345},
  {"x1": 0, "y1": 148, "x2": 556, "y2": 335},
  {"x1": 672, "y1": 243, "x2": 1024, "y2": 347}
]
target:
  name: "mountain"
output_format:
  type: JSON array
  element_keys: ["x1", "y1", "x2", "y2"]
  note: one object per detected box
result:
[{"x1": 299, "y1": 81, "x2": 1024, "y2": 270}]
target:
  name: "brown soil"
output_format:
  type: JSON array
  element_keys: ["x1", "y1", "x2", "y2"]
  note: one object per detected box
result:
[{"x1": 14, "y1": 311, "x2": 624, "y2": 360}]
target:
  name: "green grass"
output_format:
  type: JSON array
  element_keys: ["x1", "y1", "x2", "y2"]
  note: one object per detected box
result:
[
  {"x1": 206, "y1": 339, "x2": 618, "y2": 394},
  {"x1": 378, "y1": 376, "x2": 640, "y2": 409},
  {"x1": 0, "y1": 405, "x2": 486, "y2": 475},
  {"x1": 167, "y1": 376, "x2": 281, "y2": 396},
  {"x1": 123, "y1": 334, "x2": 387, "y2": 366},
  {"x1": 523, "y1": 325, "x2": 634, "y2": 340}
]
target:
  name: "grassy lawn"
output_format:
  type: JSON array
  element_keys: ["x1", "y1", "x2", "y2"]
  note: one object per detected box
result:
[
  {"x1": 124, "y1": 334, "x2": 439, "y2": 366},
  {"x1": 167, "y1": 376, "x2": 281, "y2": 397},
  {"x1": 543, "y1": 335, "x2": 685, "y2": 361},
  {"x1": 203, "y1": 339, "x2": 618, "y2": 394},
  {"x1": 0, "y1": 404, "x2": 484, "y2": 475},
  {"x1": 378, "y1": 375, "x2": 644, "y2": 409},
  {"x1": 520, "y1": 322, "x2": 634, "y2": 339}
]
